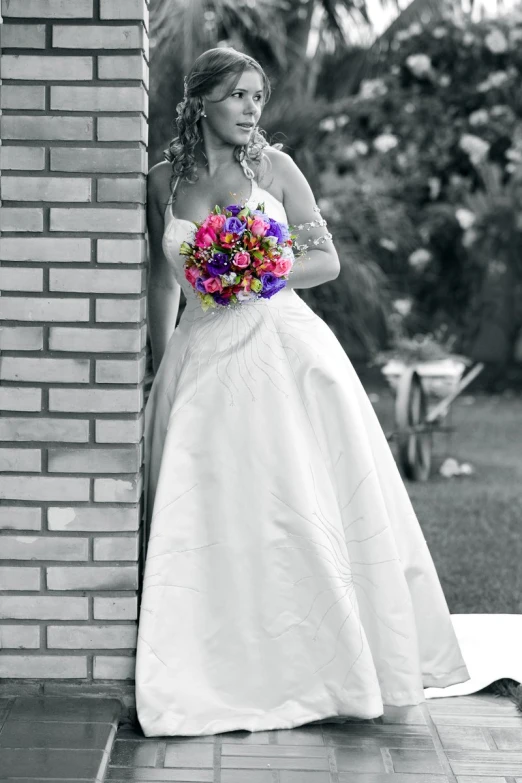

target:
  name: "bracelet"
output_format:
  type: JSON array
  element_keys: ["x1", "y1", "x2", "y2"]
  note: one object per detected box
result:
[{"x1": 294, "y1": 231, "x2": 333, "y2": 255}]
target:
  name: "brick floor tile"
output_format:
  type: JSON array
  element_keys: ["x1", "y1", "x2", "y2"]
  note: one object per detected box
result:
[
  {"x1": 2, "y1": 779, "x2": 93, "y2": 783},
  {"x1": 216, "y1": 729, "x2": 271, "y2": 744},
  {"x1": 109, "y1": 739, "x2": 161, "y2": 766},
  {"x1": 0, "y1": 748, "x2": 103, "y2": 779},
  {"x1": 279, "y1": 773, "x2": 331, "y2": 783},
  {"x1": 323, "y1": 722, "x2": 433, "y2": 751},
  {"x1": 106, "y1": 769, "x2": 214, "y2": 781},
  {"x1": 222, "y1": 743, "x2": 329, "y2": 759},
  {"x1": 337, "y1": 775, "x2": 447, "y2": 783},
  {"x1": 427, "y1": 695, "x2": 518, "y2": 715},
  {"x1": 221, "y1": 752, "x2": 330, "y2": 771},
  {"x1": 220, "y1": 772, "x2": 275, "y2": 783},
  {"x1": 447, "y1": 749, "x2": 522, "y2": 776},
  {"x1": 389, "y1": 748, "x2": 446, "y2": 774},
  {"x1": 163, "y1": 742, "x2": 214, "y2": 767},
  {"x1": 7, "y1": 696, "x2": 121, "y2": 724},
  {"x1": 435, "y1": 714, "x2": 522, "y2": 728},
  {"x1": 455, "y1": 776, "x2": 509, "y2": 783},
  {"x1": 378, "y1": 705, "x2": 427, "y2": 725},
  {"x1": 119, "y1": 725, "x2": 214, "y2": 743},
  {"x1": 334, "y1": 746, "x2": 386, "y2": 773},
  {"x1": 0, "y1": 719, "x2": 112, "y2": 750},
  {"x1": 436, "y1": 725, "x2": 492, "y2": 750},
  {"x1": 274, "y1": 727, "x2": 325, "y2": 745},
  {"x1": 489, "y1": 726, "x2": 522, "y2": 750}
]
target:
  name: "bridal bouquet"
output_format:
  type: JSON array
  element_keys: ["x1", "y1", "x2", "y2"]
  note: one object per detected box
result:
[{"x1": 179, "y1": 202, "x2": 297, "y2": 311}]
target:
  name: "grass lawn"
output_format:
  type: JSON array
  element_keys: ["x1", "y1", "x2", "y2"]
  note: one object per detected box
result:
[{"x1": 368, "y1": 385, "x2": 522, "y2": 615}]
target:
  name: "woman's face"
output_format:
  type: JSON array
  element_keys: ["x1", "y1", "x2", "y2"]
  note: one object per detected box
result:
[{"x1": 202, "y1": 68, "x2": 264, "y2": 147}]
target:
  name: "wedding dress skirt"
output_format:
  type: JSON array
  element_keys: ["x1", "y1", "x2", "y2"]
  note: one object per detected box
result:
[{"x1": 135, "y1": 179, "x2": 470, "y2": 737}]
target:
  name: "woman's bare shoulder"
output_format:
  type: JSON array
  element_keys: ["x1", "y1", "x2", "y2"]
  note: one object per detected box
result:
[
  {"x1": 148, "y1": 160, "x2": 171, "y2": 196},
  {"x1": 257, "y1": 145, "x2": 294, "y2": 199}
]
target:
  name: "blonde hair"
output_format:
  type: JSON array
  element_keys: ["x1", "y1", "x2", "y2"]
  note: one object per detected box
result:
[{"x1": 163, "y1": 48, "x2": 276, "y2": 194}]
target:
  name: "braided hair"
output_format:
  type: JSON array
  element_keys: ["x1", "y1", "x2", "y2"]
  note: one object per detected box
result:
[{"x1": 163, "y1": 48, "x2": 275, "y2": 195}]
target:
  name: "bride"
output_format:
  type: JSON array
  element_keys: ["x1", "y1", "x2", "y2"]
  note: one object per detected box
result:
[{"x1": 135, "y1": 46, "x2": 470, "y2": 738}]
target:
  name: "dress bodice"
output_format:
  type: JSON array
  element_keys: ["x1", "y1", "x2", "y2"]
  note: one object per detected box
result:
[{"x1": 161, "y1": 178, "x2": 290, "y2": 311}]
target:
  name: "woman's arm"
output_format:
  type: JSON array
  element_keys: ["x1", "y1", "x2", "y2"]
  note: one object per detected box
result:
[
  {"x1": 269, "y1": 149, "x2": 340, "y2": 289},
  {"x1": 146, "y1": 164, "x2": 181, "y2": 374}
]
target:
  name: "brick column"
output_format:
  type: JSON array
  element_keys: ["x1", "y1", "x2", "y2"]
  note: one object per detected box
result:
[{"x1": 0, "y1": 0, "x2": 149, "y2": 699}]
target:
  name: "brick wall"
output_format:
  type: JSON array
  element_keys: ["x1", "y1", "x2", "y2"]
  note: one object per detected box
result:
[{"x1": 0, "y1": 0, "x2": 149, "y2": 700}]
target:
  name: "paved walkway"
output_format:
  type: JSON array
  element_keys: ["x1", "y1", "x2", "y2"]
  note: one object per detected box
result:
[
  {"x1": 106, "y1": 693, "x2": 522, "y2": 783},
  {"x1": 1, "y1": 692, "x2": 520, "y2": 781},
  {"x1": 0, "y1": 695, "x2": 120, "y2": 782}
]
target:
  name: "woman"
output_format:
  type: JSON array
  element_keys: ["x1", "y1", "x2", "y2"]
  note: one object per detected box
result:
[{"x1": 135, "y1": 47, "x2": 470, "y2": 738}]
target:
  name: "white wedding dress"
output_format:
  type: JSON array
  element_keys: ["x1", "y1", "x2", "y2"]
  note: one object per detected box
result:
[{"x1": 135, "y1": 176, "x2": 471, "y2": 737}]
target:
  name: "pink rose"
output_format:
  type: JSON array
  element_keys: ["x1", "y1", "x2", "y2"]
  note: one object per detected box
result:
[
  {"x1": 207, "y1": 214, "x2": 226, "y2": 232},
  {"x1": 272, "y1": 257, "x2": 293, "y2": 277},
  {"x1": 233, "y1": 251, "x2": 251, "y2": 268},
  {"x1": 250, "y1": 217, "x2": 268, "y2": 237},
  {"x1": 203, "y1": 277, "x2": 223, "y2": 293},
  {"x1": 195, "y1": 225, "x2": 217, "y2": 249},
  {"x1": 184, "y1": 265, "x2": 200, "y2": 286}
]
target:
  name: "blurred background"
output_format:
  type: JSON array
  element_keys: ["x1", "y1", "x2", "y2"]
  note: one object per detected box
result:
[{"x1": 147, "y1": 0, "x2": 522, "y2": 619}]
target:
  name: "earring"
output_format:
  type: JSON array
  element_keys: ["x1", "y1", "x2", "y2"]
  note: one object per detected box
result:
[{"x1": 201, "y1": 112, "x2": 207, "y2": 118}]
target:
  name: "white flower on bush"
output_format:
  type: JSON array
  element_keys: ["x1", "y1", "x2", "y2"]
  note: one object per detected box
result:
[
  {"x1": 353, "y1": 139, "x2": 369, "y2": 156},
  {"x1": 406, "y1": 53, "x2": 433, "y2": 78},
  {"x1": 439, "y1": 75, "x2": 452, "y2": 87},
  {"x1": 477, "y1": 70, "x2": 509, "y2": 92},
  {"x1": 319, "y1": 117, "x2": 336, "y2": 132},
  {"x1": 462, "y1": 228, "x2": 477, "y2": 248},
  {"x1": 408, "y1": 248, "x2": 432, "y2": 271},
  {"x1": 490, "y1": 104, "x2": 513, "y2": 119},
  {"x1": 373, "y1": 133, "x2": 399, "y2": 153},
  {"x1": 393, "y1": 298, "x2": 412, "y2": 316},
  {"x1": 488, "y1": 260, "x2": 507, "y2": 276},
  {"x1": 485, "y1": 28, "x2": 509, "y2": 53},
  {"x1": 459, "y1": 133, "x2": 490, "y2": 165},
  {"x1": 339, "y1": 145, "x2": 356, "y2": 162},
  {"x1": 429, "y1": 177, "x2": 441, "y2": 200},
  {"x1": 469, "y1": 108, "x2": 489, "y2": 127},
  {"x1": 404, "y1": 102, "x2": 416, "y2": 114},
  {"x1": 432, "y1": 26, "x2": 447, "y2": 38},
  {"x1": 455, "y1": 208, "x2": 476, "y2": 230},
  {"x1": 396, "y1": 29, "x2": 413, "y2": 42},
  {"x1": 408, "y1": 22, "x2": 422, "y2": 36},
  {"x1": 509, "y1": 27, "x2": 522, "y2": 45},
  {"x1": 336, "y1": 114, "x2": 350, "y2": 128},
  {"x1": 359, "y1": 78, "x2": 388, "y2": 100},
  {"x1": 506, "y1": 146, "x2": 522, "y2": 162},
  {"x1": 463, "y1": 32, "x2": 476, "y2": 46},
  {"x1": 379, "y1": 238, "x2": 397, "y2": 252}
]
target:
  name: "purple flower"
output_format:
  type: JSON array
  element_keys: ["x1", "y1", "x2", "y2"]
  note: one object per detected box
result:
[
  {"x1": 213, "y1": 294, "x2": 230, "y2": 306},
  {"x1": 225, "y1": 204, "x2": 242, "y2": 216},
  {"x1": 195, "y1": 277, "x2": 207, "y2": 293},
  {"x1": 259, "y1": 272, "x2": 287, "y2": 299},
  {"x1": 207, "y1": 252, "x2": 231, "y2": 276},
  {"x1": 265, "y1": 218, "x2": 290, "y2": 243},
  {"x1": 224, "y1": 216, "x2": 246, "y2": 235}
]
